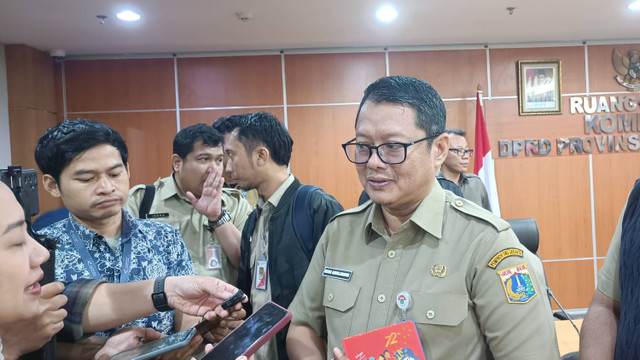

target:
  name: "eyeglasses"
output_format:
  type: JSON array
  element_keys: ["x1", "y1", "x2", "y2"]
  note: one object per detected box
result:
[
  {"x1": 342, "y1": 134, "x2": 440, "y2": 165},
  {"x1": 449, "y1": 148, "x2": 474, "y2": 157}
]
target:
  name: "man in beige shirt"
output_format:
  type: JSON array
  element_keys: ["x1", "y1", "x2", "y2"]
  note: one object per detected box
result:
[
  {"x1": 437, "y1": 128, "x2": 491, "y2": 211},
  {"x1": 126, "y1": 124, "x2": 252, "y2": 285},
  {"x1": 286, "y1": 75, "x2": 560, "y2": 360}
]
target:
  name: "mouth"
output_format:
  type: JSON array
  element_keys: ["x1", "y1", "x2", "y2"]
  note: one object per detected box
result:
[
  {"x1": 367, "y1": 177, "x2": 392, "y2": 188},
  {"x1": 25, "y1": 272, "x2": 43, "y2": 295},
  {"x1": 94, "y1": 198, "x2": 121, "y2": 208}
]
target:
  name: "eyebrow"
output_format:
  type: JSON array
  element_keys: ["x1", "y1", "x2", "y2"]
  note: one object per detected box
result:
[
  {"x1": 73, "y1": 163, "x2": 124, "y2": 176},
  {"x1": 2, "y1": 219, "x2": 25, "y2": 235}
]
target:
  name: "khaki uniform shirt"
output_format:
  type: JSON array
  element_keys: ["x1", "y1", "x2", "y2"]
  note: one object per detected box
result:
[
  {"x1": 250, "y1": 174, "x2": 295, "y2": 360},
  {"x1": 597, "y1": 201, "x2": 627, "y2": 302},
  {"x1": 125, "y1": 175, "x2": 252, "y2": 284},
  {"x1": 289, "y1": 183, "x2": 560, "y2": 360}
]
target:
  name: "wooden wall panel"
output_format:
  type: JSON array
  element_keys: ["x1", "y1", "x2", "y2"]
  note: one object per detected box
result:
[
  {"x1": 70, "y1": 112, "x2": 177, "y2": 187},
  {"x1": 592, "y1": 152, "x2": 640, "y2": 256},
  {"x1": 180, "y1": 108, "x2": 286, "y2": 129},
  {"x1": 588, "y1": 44, "x2": 640, "y2": 93},
  {"x1": 544, "y1": 260, "x2": 594, "y2": 309},
  {"x1": 5, "y1": 45, "x2": 57, "y2": 112},
  {"x1": 178, "y1": 56, "x2": 283, "y2": 108},
  {"x1": 285, "y1": 53, "x2": 386, "y2": 105},
  {"x1": 495, "y1": 156, "x2": 592, "y2": 260},
  {"x1": 9, "y1": 108, "x2": 63, "y2": 215},
  {"x1": 389, "y1": 50, "x2": 487, "y2": 99},
  {"x1": 489, "y1": 46, "x2": 586, "y2": 97},
  {"x1": 65, "y1": 59, "x2": 176, "y2": 112},
  {"x1": 288, "y1": 105, "x2": 362, "y2": 208},
  {"x1": 485, "y1": 97, "x2": 586, "y2": 151}
]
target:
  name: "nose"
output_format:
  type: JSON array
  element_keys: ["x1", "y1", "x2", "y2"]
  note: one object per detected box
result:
[
  {"x1": 96, "y1": 175, "x2": 116, "y2": 193},
  {"x1": 225, "y1": 160, "x2": 234, "y2": 173},
  {"x1": 30, "y1": 237, "x2": 50, "y2": 267},
  {"x1": 366, "y1": 149, "x2": 387, "y2": 169}
]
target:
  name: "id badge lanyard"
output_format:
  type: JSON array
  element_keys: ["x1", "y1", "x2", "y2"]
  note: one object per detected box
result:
[{"x1": 67, "y1": 220, "x2": 132, "y2": 283}]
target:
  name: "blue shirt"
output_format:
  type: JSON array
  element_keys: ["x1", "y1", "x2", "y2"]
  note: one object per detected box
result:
[{"x1": 40, "y1": 209, "x2": 195, "y2": 337}]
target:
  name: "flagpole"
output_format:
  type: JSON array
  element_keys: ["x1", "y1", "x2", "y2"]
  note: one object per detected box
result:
[{"x1": 474, "y1": 84, "x2": 501, "y2": 217}]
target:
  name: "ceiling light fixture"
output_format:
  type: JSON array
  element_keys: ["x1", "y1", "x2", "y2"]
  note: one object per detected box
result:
[
  {"x1": 116, "y1": 10, "x2": 141, "y2": 21},
  {"x1": 376, "y1": 5, "x2": 398, "y2": 22},
  {"x1": 629, "y1": 0, "x2": 640, "y2": 10}
]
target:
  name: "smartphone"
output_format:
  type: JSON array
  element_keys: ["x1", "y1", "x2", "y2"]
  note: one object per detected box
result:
[
  {"x1": 110, "y1": 289, "x2": 246, "y2": 360},
  {"x1": 110, "y1": 327, "x2": 197, "y2": 360},
  {"x1": 201, "y1": 301, "x2": 292, "y2": 359}
]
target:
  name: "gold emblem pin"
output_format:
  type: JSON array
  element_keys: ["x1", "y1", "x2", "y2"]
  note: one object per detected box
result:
[{"x1": 430, "y1": 264, "x2": 447, "y2": 278}]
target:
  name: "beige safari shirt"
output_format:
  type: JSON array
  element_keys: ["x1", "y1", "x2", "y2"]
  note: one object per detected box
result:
[
  {"x1": 597, "y1": 201, "x2": 627, "y2": 302},
  {"x1": 289, "y1": 183, "x2": 560, "y2": 360},
  {"x1": 125, "y1": 175, "x2": 252, "y2": 284}
]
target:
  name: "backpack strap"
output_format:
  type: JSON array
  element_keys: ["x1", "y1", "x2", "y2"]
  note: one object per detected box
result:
[
  {"x1": 291, "y1": 185, "x2": 321, "y2": 261},
  {"x1": 138, "y1": 184, "x2": 156, "y2": 219}
]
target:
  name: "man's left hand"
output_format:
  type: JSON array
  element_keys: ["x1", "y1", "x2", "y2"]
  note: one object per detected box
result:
[{"x1": 186, "y1": 167, "x2": 224, "y2": 221}]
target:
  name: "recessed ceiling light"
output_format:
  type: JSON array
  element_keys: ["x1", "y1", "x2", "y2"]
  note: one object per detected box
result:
[
  {"x1": 376, "y1": 5, "x2": 398, "y2": 22},
  {"x1": 629, "y1": 0, "x2": 640, "y2": 10},
  {"x1": 116, "y1": 10, "x2": 141, "y2": 21}
]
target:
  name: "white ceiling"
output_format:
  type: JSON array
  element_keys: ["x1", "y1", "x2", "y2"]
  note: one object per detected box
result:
[{"x1": 0, "y1": 0, "x2": 639, "y2": 57}]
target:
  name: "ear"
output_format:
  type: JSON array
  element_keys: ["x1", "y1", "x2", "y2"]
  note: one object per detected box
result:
[
  {"x1": 171, "y1": 154, "x2": 183, "y2": 173},
  {"x1": 432, "y1": 133, "x2": 450, "y2": 168},
  {"x1": 254, "y1": 146, "x2": 270, "y2": 167},
  {"x1": 42, "y1": 174, "x2": 62, "y2": 198}
]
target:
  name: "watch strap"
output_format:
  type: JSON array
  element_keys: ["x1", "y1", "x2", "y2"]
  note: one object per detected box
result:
[{"x1": 151, "y1": 276, "x2": 172, "y2": 312}]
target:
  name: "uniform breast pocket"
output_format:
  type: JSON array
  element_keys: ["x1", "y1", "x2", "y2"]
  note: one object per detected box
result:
[
  {"x1": 323, "y1": 280, "x2": 360, "y2": 334},
  {"x1": 408, "y1": 293, "x2": 468, "y2": 326}
]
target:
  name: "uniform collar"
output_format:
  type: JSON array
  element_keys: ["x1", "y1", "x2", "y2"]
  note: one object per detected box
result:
[
  {"x1": 257, "y1": 173, "x2": 295, "y2": 210},
  {"x1": 365, "y1": 181, "x2": 445, "y2": 242},
  {"x1": 436, "y1": 169, "x2": 471, "y2": 185}
]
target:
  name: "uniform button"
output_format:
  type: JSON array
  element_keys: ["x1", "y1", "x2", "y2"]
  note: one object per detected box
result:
[
  {"x1": 377, "y1": 294, "x2": 386, "y2": 303},
  {"x1": 327, "y1": 293, "x2": 334, "y2": 302},
  {"x1": 426, "y1": 310, "x2": 435, "y2": 319},
  {"x1": 454, "y1": 199, "x2": 464, "y2": 207},
  {"x1": 388, "y1": 250, "x2": 396, "y2": 259}
]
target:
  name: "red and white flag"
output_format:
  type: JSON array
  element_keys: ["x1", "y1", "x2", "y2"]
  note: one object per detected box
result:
[{"x1": 473, "y1": 90, "x2": 501, "y2": 216}]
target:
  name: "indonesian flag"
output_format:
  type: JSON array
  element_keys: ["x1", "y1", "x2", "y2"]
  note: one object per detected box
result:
[{"x1": 473, "y1": 91, "x2": 501, "y2": 216}]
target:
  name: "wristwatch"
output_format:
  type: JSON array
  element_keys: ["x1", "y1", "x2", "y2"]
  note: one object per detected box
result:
[
  {"x1": 151, "y1": 276, "x2": 172, "y2": 312},
  {"x1": 207, "y1": 210, "x2": 231, "y2": 231}
]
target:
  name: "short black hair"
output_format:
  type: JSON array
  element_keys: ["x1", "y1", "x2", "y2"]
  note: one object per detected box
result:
[
  {"x1": 173, "y1": 123, "x2": 224, "y2": 159},
  {"x1": 212, "y1": 114, "x2": 246, "y2": 135},
  {"x1": 234, "y1": 112, "x2": 293, "y2": 166},
  {"x1": 445, "y1": 128, "x2": 466, "y2": 137},
  {"x1": 35, "y1": 119, "x2": 129, "y2": 183},
  {"x1": 356, "y1": 76, "x2": 446, "y2": 146}
]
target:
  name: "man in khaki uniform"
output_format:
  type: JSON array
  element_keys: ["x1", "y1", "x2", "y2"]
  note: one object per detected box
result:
[
  {"x1": 437, "y1": 128, "x2": 491, "y2": 211},
  {"x1": 126, "y1": 124, "x2": 252, "y2": 284},
  {"x1": 286, "y1": 76, "x2": 560, "y2": 360},
  {"x1": 580, "y1": 180, "x2": 640, "y2": 359}
]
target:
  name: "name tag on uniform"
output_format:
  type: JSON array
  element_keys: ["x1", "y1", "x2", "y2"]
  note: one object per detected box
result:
[
  {"x1": 147, "y1": 212, "x2": 169, "y2": 219},
  {"x1": 322, "y1": 267, "x2": 353, "y2": 282}
]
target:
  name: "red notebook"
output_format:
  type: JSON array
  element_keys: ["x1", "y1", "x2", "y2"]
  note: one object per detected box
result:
[{"x1": 342, "y1": 321, "x2": 426, "y2": 360}]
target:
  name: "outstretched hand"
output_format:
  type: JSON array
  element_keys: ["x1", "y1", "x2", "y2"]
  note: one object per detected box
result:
[
  {"x1": 186, "y1": 167, "x2": 224, "y2": 221},
  {"x1": 165, "y1": 276, "x2": 245, "y2": 321}
]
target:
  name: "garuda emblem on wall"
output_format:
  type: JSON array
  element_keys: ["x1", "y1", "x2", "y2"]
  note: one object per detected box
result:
[{"x1": 613, "y1": 48, "x2": 640, "y2": 92}]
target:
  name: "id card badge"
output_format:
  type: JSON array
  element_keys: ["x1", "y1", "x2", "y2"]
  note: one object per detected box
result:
[
  {"x1": 255, "y1": 258, "x2": 268, "y2": 290},
  {"x1": 205, "y1": 244, "x2": 222, "y2": 270}
]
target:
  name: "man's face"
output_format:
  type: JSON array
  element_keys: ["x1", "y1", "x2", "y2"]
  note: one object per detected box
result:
[
  {"x1": 442, "y1": 134, "x2": 470, "y2": 174},
  {"x1": 0, "y1": 184, "x2": 50, "y2": 323},
  {"x1": 355, "y1": 101, "x2": 447, "y2": 210},
  {"x1": 174, "y1": 141, "x2": 224, "y2": 198},
  {"x1": 224, "y1": 131, "x2": 258, "y2": 190},
  {"x1": 45, "y1": 144, "x2": 130, "y2": 224}
]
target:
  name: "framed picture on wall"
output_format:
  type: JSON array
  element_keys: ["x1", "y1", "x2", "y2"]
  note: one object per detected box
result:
[{"x1": 517, "y1": 60, "x2": 562, "y2": 115}]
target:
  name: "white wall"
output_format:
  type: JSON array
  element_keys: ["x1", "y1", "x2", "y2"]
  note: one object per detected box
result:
[{"x1": 0, "y1": 44, "x2": 11, "y2": 167}]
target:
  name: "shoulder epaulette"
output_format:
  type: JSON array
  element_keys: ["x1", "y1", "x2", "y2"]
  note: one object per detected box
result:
[{"x1": 446, "y1": 193, "x2": 509, "y2": 232}]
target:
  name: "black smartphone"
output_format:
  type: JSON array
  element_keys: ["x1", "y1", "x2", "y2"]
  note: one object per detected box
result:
[
  {"x1": 201, "y1": 301, "x2": 292, "y2": 359},
  {"x1": 195, "y1": 289, "x2": 246, "y2": 334}
]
